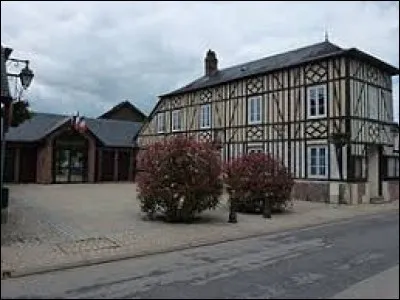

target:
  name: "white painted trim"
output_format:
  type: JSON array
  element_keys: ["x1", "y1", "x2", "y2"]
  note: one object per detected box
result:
[
  {"x1": 172, "y1": 109, "x2": 182, "y2": 132},
  {"x1": 156, "y1": 112, "x2": 165, "y2": 133},
  {"x1": 247, "y1": 142, "x2": 264, "y2": 154},
  {"x1": 248, "y1": 95, "x2": 262, "y2": 125},
  {"x1": 200, "y1": 103, "x2": 211, "y2": 129},
  {"x1": 307, "y1": 84, "x2": 327, "y2": 119},
  {"x1": 307, "y1": 145, "x2": 329, "y2": 179}
]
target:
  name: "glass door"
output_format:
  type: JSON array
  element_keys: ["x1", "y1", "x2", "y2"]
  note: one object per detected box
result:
[
  {"x1": 55, "y1": 148, "x2": 70, "y2": 183},
  {"x1": 54, "y1": 148, "x2": 86, "y2": 183},
  {"x1": 69, "y1": 149, "x2": 85, "y2": 182}
]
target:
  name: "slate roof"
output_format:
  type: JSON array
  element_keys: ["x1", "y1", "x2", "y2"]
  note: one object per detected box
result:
[
  {"x1": 161, "y1": 41, "x2": 399, "y2": 98},
  {"x1": 5, "y1": 112, "x2": 141, "y2": 147},
  {"x1": 98, "y1": 100, "x2": 147, "y2": 120}
]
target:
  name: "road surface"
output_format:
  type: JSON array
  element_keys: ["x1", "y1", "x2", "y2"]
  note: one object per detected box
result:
[{"x1": 1, "y1": 211, "x2": 399, "y2": 299}]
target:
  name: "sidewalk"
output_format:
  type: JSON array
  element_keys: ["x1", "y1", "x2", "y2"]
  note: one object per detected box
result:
[
  {"x1": 1, "y1": 197, "x2": 399, "y2": 279},
  {"x1": 332, "y1": 265, "x2": 399, "y2": 299}
]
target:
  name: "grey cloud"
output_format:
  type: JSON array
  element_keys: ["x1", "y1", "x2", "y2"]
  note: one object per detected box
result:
[{"x1": 1, "y1": 1, "x2": 399, "y2": 120}]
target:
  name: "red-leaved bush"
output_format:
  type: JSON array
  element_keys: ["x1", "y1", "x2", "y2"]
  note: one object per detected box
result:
[
  {"x1": 136, "y1": 136, "x2": 223, "y2": 222},
  {"x1": 224, "y1": 153, "x2": 294, "y2": 212}
]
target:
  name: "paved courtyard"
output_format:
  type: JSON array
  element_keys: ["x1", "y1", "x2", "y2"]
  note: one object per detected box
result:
[{"x1": 1, "y1": 183, "x2": 398, "y2": 278}]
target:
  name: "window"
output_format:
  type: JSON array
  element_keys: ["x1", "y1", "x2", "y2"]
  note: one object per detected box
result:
[
  {"x1": 368, "y1": 88, "x2": 379, "y2": 119},
  {"x1": 157, "y1": 112, "x2": 166, "y2": 133},
  {"x1": 308, "y1": 85, "x2": 327, "y2": 118},
  {"x1": 386, "y1": 157, "x2": 399, "y2": 179},
  {"x1": 353, "y1": 156, "x2": 366, "y2": 179},
  {"x1": 200, "y1": 104, "x2": 211, "y2": 128},
  {"x1": 248, "y1": 96, "x2": 262, "y2": 124},
  {"x1": 172, "y1": 109, "x2": 182, "y2": 132},
  {"x1": 248, "y1": 145, "x2": 264, "y2": 154},
  {"x1": 308, "y1": 145, "x2": 328, "y2": 177}
]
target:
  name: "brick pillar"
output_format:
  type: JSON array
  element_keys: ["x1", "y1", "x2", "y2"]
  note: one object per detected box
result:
[
  {"x1": 14, "y1": 148, "x2": 20, "y2": 183},
  {"x1": 113, "y1": 150, "x2": 119, "y2": 181}
]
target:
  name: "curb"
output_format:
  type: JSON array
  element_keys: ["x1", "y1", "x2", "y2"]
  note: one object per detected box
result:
[{"x1": 1, "y1": 208, "x2": 398, "y2": 280}]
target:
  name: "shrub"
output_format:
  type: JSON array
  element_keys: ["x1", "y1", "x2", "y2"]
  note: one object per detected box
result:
[
  {"x1": 224, "y1": 153, "x2": 294, "y2": 213},
  {"x1": 136, "y1": 136, "x2": 223, "y2": 222}
]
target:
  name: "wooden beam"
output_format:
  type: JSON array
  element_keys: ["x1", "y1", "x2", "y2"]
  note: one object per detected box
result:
[
  {"x1": 14, "y1": 147, "x2": 20, "y2": 183},
  {"x1": 97, "y1": 149, "x2": 103, "y2": 182},
  {"x1": 113, "y1": 149, "x2": 119, "y2": 181}
]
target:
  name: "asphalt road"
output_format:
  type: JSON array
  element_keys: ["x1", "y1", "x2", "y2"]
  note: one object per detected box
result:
[{"x1": 1, "y1": 211, "x2": 399, "y2": 299}]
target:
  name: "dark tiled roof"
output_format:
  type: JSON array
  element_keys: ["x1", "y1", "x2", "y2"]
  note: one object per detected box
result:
[
  {"x1": 86, "y1": 118, "x2": 142, "y2": 147},
  {"x1": 98, "y1": 100, "x2": 147, "y2": 120},
  {"x1": 161, "y1": 41, "x2": 399, "y2": 97},
  {"x1": 1, "y1": 45, "x2": 11, "y2": 100},
  {"x1": 163, "y1": 41, "x2": 343, "y2": 96},
  {"x1": 5, "y1": 112, "x2": 141, "y2": 147}
]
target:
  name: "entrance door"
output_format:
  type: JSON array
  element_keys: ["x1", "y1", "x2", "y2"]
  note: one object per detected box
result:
[{"x1": 54, "y1": 148, "x2": 87, "y2": 183}]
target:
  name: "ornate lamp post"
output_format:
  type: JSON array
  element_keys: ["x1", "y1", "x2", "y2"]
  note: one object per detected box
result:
[{"x1": 1, "y1": 46, "x2": 34, "y2": 223}]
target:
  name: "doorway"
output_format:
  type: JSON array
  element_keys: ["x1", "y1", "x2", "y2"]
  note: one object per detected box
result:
[
  {"x1": 53, "y1": 131, "x2": 88, "y2": 183},
  {"x1": 54, "y1": 148, "x2": 87, "y2": 183}
]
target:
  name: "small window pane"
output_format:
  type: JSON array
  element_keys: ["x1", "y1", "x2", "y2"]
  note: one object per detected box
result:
[
  {"x1": 310, "y1": 166, "x2": 317, "y2": 175},
  {"x1": 319, "y1": 148, "x2": 326, "y2": 158},
  {"x1": 310, "y1": 106, "x2": 316, "y2": 116},
  {"x1": 319, "y1": 166, "x2": 326, "y2": 176},
  {"x1": 310, "y1": 89, "x2": 316, "y2": 100},
  {"x1": 319, "y1": 103, "x2": 325, "y2": 115},
  {"x1": 311, "y1": 148, "x2": 317, "y2": 157}
]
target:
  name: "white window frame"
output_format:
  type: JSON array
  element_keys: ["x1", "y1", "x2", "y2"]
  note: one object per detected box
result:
[
  {"x1": 172, "y1": 109, "x2": 182, "y2": 132},
  {"x1": 307, "y1": 85, "x2": 327, "y2": 118},
  {"x1": 248, "y1": 96, "x2": 262, "y2": 125},
  {"x1": 200, "y1": 104, "x2": 211, "y2": 129},
  {"x1": 157, "y1": 112, "x2": 166, "y2": 133},
  {"x1": 247, "y1": 144, "x2": 264, "y2": 154},
  {"x1": 307, "y1": 145, "x2": 328, "y2": 178}
]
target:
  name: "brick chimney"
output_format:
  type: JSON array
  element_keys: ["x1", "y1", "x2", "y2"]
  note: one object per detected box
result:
[{"x1": 205, "y1": 49, "x2": 218, "y2": 76}]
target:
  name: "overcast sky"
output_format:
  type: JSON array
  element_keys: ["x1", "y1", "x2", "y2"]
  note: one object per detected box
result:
[{"x1": 1, "y1": 1, "x2": 399, "y2": 120}]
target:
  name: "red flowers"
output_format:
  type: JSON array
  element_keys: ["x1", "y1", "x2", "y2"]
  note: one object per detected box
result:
[
  {"x1": 136, "y1": 136, "x2": 223, "y2": 222},
  {"x1": 224, "y1": 153, "x2": 294, "y2": 212}
]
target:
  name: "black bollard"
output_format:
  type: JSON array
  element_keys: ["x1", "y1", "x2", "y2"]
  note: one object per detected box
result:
[
  {"x1": 228, "y1": 197, "x2": 238, "y2": 223},
  {"x1": 263, "y1": 197, "x2": 271, "y2": 219}
]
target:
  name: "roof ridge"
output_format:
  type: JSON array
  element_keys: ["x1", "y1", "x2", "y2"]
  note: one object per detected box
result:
[{"x1": 218, "y1": 40, "x2": 342, "y2": 74}]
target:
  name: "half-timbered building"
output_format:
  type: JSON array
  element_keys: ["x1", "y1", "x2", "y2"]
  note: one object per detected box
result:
[{"x1": 137, "y1": 40, "x2": 399, "y2": 204}]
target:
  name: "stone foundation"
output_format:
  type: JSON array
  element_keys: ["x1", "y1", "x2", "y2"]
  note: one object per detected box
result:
[
  {"x1": 291, "y1": 181, "x2": 329, "y2": 203},
  {"x1": 292, "y1": 180, "x2": 398, "y2": 205},
  {"x1": 383, "y1": 181, "x2": 399, "y2": 202}
]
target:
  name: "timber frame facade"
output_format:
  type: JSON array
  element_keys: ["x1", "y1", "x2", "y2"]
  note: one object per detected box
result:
[{"x1": 137, "y1": 41, "x2": 399, "y2": 204}]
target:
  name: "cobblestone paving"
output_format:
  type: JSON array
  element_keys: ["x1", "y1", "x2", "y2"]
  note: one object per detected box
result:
[{"x1": 1, "y1": 183, "x2": 398, "y2": 275}]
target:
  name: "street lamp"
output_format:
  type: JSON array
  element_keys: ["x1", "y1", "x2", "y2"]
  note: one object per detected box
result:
[
  {"x1": 7, "y1": 57, "x2": 34, "y2": 95},
  {"x1": 1, "y1": 46, "x2": 34, "y2": 223}
]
